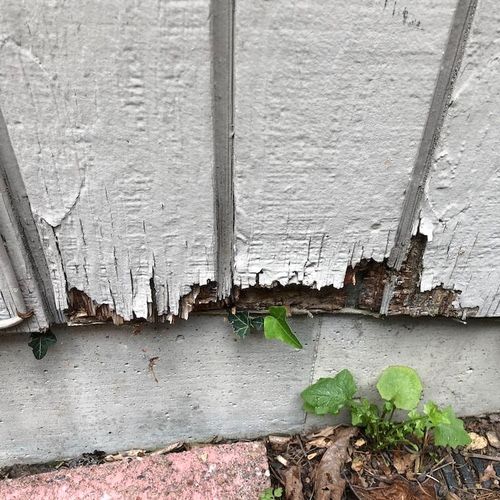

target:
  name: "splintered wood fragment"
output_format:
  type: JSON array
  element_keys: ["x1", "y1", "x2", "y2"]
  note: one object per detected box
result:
[
  {"x1": 148, "y1": 357, "x2": 159, "y2": 384},
  {"x1": 463, "y1": 453, "x2": 500, "y2": 462}
]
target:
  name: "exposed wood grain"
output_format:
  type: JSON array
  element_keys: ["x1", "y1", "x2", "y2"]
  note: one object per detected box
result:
[
  {"x1": 233, "y1": 237, "x2": 467, "y2": 318},
  {"x1": 211, "y1": 0, "x2": 235, "y2": 300},
  {"x1": 386, "y1": 235, "x2": 475, "y2": 317},
  {"x1": 420, "y1": 0, "x2": 500, "y2": 317},
  {"x1": 0, "y1": 0, "x2": 215, "y2": 321},
  {"x1": 233, "y1": 0, "x2": 457, "y2": 290},
  {"x1": 0, "y1": 111, "x2": 54, "y2": 330},
  {"x1": 387, "y1": 0, "x2": 478, "y2": 270}
]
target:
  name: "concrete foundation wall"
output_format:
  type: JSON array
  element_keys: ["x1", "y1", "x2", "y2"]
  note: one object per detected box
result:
[{"x1": 0, "y1": 314, "x2": 498, "y2": 466}]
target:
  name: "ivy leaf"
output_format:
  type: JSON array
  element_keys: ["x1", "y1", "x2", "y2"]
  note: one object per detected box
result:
[
  {"x1": 429, "y1": 405, "x2": 471, "y2": 448},
  {"x1": 251, "y1": 316, "x2": 264, "y2": 331},
  {"x1": 301, "y1": 369, "x2": 357, "y2": 415},
  {"x1": 376, "y1": 366, "x2": 423, "y2": 410},
  {"x1": 264, "y1": 306, "x2": 302, "y2": 349},
  {"x1": 28, "y1": 331, "x2": 57, "y2": 360},
  {"x1": 228, "y1": 312, "x2": 254, "y2": 338}
]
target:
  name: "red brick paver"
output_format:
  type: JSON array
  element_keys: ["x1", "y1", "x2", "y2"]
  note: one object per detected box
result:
[{"x1": 0, "y1": 442, "x2": 270, "y2": 500}]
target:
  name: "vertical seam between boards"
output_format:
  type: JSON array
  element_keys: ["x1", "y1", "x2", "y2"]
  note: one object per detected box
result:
[
  {"x1": 380, "y1": 0, "x2": 478, "y2": 315},
  {"x1": 211, "y1": 0, "x2": 235, "y2": 300}
]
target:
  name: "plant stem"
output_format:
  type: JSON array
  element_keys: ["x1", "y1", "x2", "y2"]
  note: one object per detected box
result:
[{"x1": 388, "y1": 407, "x2": 396, "y2": 422}]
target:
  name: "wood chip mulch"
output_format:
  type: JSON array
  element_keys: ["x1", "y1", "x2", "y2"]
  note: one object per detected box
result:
[{"x1": 266, "y1": 414, "x2": 500, "y2": 500}]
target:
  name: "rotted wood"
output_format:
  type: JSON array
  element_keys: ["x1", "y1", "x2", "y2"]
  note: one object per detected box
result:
[
  {"x1": 385, "y1": 234, "x2": 476, "y2": 317},
  {"x1": 66, "y1": 236, "x2": 471, "y2": 325}
]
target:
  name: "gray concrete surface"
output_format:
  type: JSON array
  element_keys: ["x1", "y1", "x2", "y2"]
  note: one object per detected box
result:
[{"x1": 0, "y1": 314, "x2": 498, "y2": 466}]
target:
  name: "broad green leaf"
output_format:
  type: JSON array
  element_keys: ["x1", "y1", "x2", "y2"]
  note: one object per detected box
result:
[
  {"x1": 302, "y1": 401, "x2": 317, "y2": 414},
  {"x1": 424, "y1": 401, "x2": 451, "y2": 426},
  {"x1": 301, "y1": 369, "x2": 357, "y2": 415},
  {"x1": 28, "y1": 331, "x2": 57, "y2": 360},
  {"x1": 431, "y1": 406, "x2": 471, "y2": 448},
  {"x1": 350, "y1": 398, "x2": 379, "y2": 427},
  {"x1": 268, "y1": 306, "x2": 288, "y2": 320},
  {"x1": 376, "y1": 366, "x2": 423, "y2": 410},
  {"x1": 228, "y1": 312, "x2": 254, "y2": 338},
  {"x1": 264, "y1": 307, "x2": 302, "y2": 349}
]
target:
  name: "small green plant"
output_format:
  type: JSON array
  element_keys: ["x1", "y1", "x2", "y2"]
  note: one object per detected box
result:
[
  {"x1": 228, "y1": 306, "x2": 302, "y2": 349},
  {"x1": 28, "y1": 330, "x2": 57, "y2": 359},
  {"x1": 301, "y1": 366, "x2": 470, "y2": 451},
  {"x1": 259, "y1": 487, "x2": 283, "y2": 500}
]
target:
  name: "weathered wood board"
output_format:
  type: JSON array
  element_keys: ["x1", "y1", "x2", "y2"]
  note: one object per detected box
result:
[
  {"x1": 0, "y1": 0, "x2": 215, "y2": 321},
  {"x1": 420, "y1": 0, "x2": 500, "y2": 316},
  {"x1": 233, "y1": 0, "x2": 457, "y2": 289},
  {"x1": 0, "y1": 119, "x2": 53, "y2": 330}
]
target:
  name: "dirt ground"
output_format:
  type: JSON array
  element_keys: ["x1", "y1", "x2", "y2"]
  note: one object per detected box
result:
[{"x1": 266, "y1": 414, "x2": 500, "y2": 499}]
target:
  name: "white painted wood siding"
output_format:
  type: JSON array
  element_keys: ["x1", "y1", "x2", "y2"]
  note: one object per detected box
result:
[
  {"x1": 421, "y1": 0, "x2": 500, "y2": 316},
  {"x1": 0, "y1": 0, "x2": 215, "y2": 321},
  {"x1": 233, "y1": 0, "x2": 456, "y2": 289},
  {"x1": 1, "y1": 0, "x2": 499, "y2": 326}
]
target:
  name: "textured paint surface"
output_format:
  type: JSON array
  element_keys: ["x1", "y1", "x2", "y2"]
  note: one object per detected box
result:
[
  {"x1": 421, "y1": 0, "x2": 500, "y2": 316},
  {"x1": 0, "y1": 0, "x2": 214, "y2": 320},
  {"x1": 0, "y1": 112, "x2": 55, "y2": 331},
  {"x1": 0, "y1": 315, "x2": 498, "y2": 466},
  {"x1": 234, "y1": 0, "x2": 456, "y2": 289}
]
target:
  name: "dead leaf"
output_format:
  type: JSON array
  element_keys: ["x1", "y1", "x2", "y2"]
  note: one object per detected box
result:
[
  {"x1": 307, "y1": 437, "x2": 332, "y2": 449},
  {"x1": 351, "y1": 456, "x2": 364, "y2": 473},
  {"x1": 150, "y1": 442, "x2": 183, "y2": 455},
  {"x1": 351, "y1": 478, "x2": 437, "y2": 500},
  {"x1": 354, "y1": 438, "x2": 367, "y2": 448},
  {"x1": 444, "y1": 492, "x2": 460, "y2": 500},
  {"x1": 268, "y1": 435, "x2": 292, "y2": 449},
  {"x1": 480, "y1": 463, "x2": 498, "y2": 483},
  {"x1": 104, "y1": 449, "x2": 146, "y2": 462},
  {"x1": 486, "y1": 431, "x2": 500, "y2": 449},
  {"x1": 466, "y1": 432, "x2": 488, "y2": 451},
  {"x1": 307, "y1": 426, "x2": 336, "y2": 439},
  {"x1": 392, "y1": 451, "x2": 418, "y2": 475},
  {"x1": 284, "y1": 465, "x2": 304, "y2": 500},
  {"x1": 315, "y1": 426, "x2": 357, "y2": 500}
]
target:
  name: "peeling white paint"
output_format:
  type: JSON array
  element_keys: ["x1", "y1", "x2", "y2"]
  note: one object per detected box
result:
[
  {"x1": 0, "y1": 0, "x2": 215, "y2": 319},
  {"x1": 233, "y1": 0, "x2": 457, "y2": 290},
  {"x1": 421, "y1": 0, "x2": 500, "y2": 316}
]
